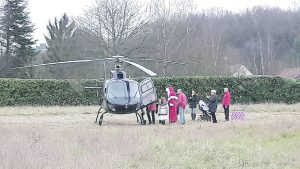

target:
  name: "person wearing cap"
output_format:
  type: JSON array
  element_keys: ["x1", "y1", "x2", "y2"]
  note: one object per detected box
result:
[{"x1": 208, "y1": 90, "x2": 218, "y2": 123}]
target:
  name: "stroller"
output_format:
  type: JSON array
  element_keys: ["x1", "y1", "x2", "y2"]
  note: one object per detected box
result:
[{"x1": 198, "y1": 100, "x2": 212, "y2": 121}]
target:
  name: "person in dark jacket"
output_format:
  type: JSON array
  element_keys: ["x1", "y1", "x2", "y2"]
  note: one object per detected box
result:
[
  {"x1": 208, "y1": 90, "x2": 218, "y2": 123},
  {"x1": 189, "y1": 90, "x2": 198, "y2": 121}
]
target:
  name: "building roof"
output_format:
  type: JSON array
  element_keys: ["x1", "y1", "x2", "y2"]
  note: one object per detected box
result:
[{"x1": 230, "y1": 64, "x2": 253, "y2": 77}]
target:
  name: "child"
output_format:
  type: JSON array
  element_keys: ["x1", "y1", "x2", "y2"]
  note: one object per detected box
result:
[{"x1": 158, "y1": 97, "x2": 168, "y2": 125}]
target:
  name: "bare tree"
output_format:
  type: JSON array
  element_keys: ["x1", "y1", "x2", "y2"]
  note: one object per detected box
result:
[
  {"x1": 77, "y1": 0, "x2": 150, "y2": 56},
  {"x1": 150, "y1": 0, "x2": 197, "y2": 76}
]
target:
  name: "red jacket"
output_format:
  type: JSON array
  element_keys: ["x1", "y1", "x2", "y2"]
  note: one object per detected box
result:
[
  {"x1": 148, "y1": 102, "x2": 157, "y2": 111},
  {"x1": 177, "y1": 92, "x2": 187, "y2": 109},
  {"x1": 222, "y1": 91, "x2": 231, "y2": 106}
]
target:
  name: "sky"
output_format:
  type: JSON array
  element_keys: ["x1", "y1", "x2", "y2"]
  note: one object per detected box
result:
[{"x1": 28, "y1": 0, "x2": 297, "y2": 44}]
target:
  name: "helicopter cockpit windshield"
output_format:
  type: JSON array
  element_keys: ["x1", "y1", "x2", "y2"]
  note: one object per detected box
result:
[{"x1": 107, "y1": 81, "x2": 140, "y2": 100}]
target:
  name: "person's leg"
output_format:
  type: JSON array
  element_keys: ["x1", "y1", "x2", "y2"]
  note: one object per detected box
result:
[
  {"x1": 223, "y1": 105, "x2": 226, "y2": 121},
  {"x1": 169, "y1": 108, "x2": 171, "y2": 123},
  {"x1": 225, "y1": 106, "x2": 230, "y2": 121},
  {"x1": 211, "y1": 112, "x2": 217, "y2": 123},
  {"x1": 183, "y1": 108, "x2": 186, "y2": 124},
  {"x1": 192, "y1": 108, "x2": 196, "y2": 121},
  {"x1": 146, "y1": 111, "x2": 152, "y2": 124},
  {"x1": 140, "y1": 108, "x2": 146, "y2": 125},
  {"x1": 179, "y1": 107, "x2": 185, "y2": 124},
  {"x1": 151, "y1": 111, "x2": 155, "y2": 124}
]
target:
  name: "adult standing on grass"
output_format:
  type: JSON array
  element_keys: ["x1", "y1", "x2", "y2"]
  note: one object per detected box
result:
[
  {"x1": 166, "y1": 87, "x2": 178, "y2": 123},
  {"x1": 208, "y1": 90, "x2": 218, "y2": 123},
  {"x1": 222, "y1": 88, "x2": 231, "y2": 121},
  {"x1": 177, "y1": 89, "x2": 187, "y2": 124},
  {"x1": 189, "y1": 90, "x2": 199, "y2": 121}
]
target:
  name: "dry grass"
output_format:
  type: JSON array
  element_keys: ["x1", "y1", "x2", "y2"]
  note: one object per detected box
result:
[
  {"x1": 230, "y1": 103, "x2": 300, "y2": 113},
  {"x1": 0, "y1": 104, "x2": 299, "y2": 169},
  {"x1": 0, "y1": 106, "x2": 99, "y2": 116}
]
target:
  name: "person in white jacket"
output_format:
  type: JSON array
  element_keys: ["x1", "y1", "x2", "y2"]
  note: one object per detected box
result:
[{"x1": 158, "y1": 97, "x2": 169, "y2": 125}]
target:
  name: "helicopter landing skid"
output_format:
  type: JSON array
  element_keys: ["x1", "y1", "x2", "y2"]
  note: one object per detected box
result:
[
  {"x1": 95, "y1": 107, "x2": 146, "y2": 126},
  {"x1": 95, "y1": 107, "x2": 108, "y2": 126}
]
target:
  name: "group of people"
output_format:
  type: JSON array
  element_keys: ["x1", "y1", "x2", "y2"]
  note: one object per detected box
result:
[
  {"x1": 144, "y1": 86, "x2": 231, "y2": 125},
  {"x1": 189, "y1": 87, "x2": 231, "y2": 123}
]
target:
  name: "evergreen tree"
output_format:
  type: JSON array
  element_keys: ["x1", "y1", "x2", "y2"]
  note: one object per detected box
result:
[
  {"x1": 44, "y1": 13, "x2": 76, "y2": 78},
  {"x1": 45, "y1": 13, "x2": 75, "y2": 62},
  {"x1": 0, "y1": 0, "x2": 36, "y2": 78}
]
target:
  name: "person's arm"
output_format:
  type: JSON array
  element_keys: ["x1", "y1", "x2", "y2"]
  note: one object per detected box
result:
[
  {"x1": 222, "y1": 94, "x2": 226, "y2": 106},
  {"x1": 176, "y1": 95, "x2": 182, "y2": 107},
  {"x1": 188, "y1": 95, "x2": 192, "y2": 103}
]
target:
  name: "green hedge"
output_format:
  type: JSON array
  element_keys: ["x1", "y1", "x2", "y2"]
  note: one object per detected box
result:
[
  {"x1": 152, "y1": 76, "x2": 300, "y2": 104},
  {"x1": 0, "y1": 79, "x2": 101, "y2": 106},
  {"x1": 0, "y1": 76, "x2": 299, "y2": 106}
]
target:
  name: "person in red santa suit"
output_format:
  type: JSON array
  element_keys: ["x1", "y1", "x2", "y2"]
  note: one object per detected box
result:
[{"x1": 166, "y1": 87, "x2": 178, "y2": 123}]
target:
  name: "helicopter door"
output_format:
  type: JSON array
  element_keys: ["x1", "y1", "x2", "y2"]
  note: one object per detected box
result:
[{"x1": 139, "y1": 78, "x2": 157, "y2": 108}]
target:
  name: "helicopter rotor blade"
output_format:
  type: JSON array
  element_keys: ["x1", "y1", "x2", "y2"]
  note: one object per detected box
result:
[
  {"x1": 122, "y1": 60, "x2": 157, "y2": 76},
  {"x1": 12, "y1": 58, "x2": 107, "y2": 70}
]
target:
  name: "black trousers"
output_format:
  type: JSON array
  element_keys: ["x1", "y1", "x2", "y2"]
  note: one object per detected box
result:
[
  {"x1": 191, "y1": 113, "x2": 196, "y2": 121},
  {"x1": 223, "y1": 106, "x2": 229, "y2": 121},
  {"x1": 147, "y1": 110, "x2": 155, "y2": 124},
  {"x1": 211, "y1": 111, "x2": 217, "y2": 123}
]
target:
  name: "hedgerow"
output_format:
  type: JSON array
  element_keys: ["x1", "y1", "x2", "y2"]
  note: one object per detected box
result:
[
  {"x1": 0, "y1": 76, "x2": 299, "y2": 106},
  {"x1": 152, "y1": 76, "x2": 300, "y2": 104},
  {"x1": 0, "y1": 79, "x2": 101, "y2": 106}
]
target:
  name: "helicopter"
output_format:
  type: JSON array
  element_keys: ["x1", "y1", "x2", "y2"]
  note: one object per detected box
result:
[{"x1": 13, "y1": 56, "x2": 158, "y2": 126}]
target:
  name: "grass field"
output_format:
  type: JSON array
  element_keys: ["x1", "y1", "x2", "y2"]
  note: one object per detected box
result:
[{"x1": 0, "y1": 104, "x2": 299, "y2": 169}]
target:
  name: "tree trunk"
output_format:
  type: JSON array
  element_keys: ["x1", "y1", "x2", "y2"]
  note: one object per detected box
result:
[{"x1": 259, "y1": 35, "x2": 265, "y2": 75}]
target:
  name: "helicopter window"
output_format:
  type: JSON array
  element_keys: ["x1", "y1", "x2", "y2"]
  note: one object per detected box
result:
[
  {"x1": 129, "y1": 82, "x2": 140, "y2": 98},
  {"x1": 117, "y1": 73, "x2": 123, "y2": 79},
  {"x1": 107, "y1": 82, "x2": 127, "y2": 98},
  {"x1": 141, "y1": 84, "x2": 148, "y2": 93},
  {"x1": 141, "y1": 82, "x2": 153, "y2": 93}
]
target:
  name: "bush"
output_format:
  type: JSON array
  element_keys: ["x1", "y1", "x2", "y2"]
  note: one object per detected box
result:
[
  {"x1": 0, "y1": 76, "x2": 299, "y2": 106},
  {"x1": 0, "y1": 79, "x2": 101, "y2": 106},
  {"x1": 152, "y1": 76, "x2": 300, "y2": 104}
]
